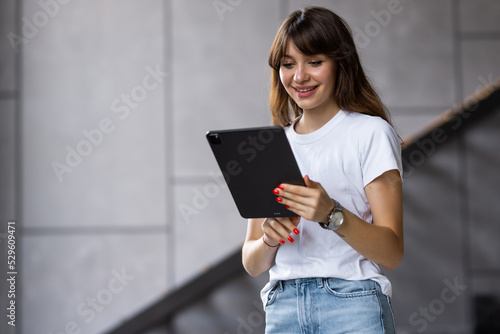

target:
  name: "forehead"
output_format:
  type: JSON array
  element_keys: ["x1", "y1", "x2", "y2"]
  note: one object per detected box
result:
[{"x1": 282, "y1": 41, "x2": 327, "y2": 59}]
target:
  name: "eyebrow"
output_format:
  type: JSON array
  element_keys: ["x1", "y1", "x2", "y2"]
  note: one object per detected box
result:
[{"x1": 282, "y1": 54, "x2": 326, "y2": 60}]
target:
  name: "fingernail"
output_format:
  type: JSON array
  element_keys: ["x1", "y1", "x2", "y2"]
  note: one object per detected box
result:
[
  {"x1": 285, "y1": 205, "x2": 290, "y2": 209},
  {"x1": 287, "y1": 236, "x2": 294, "y2": 243},
  {"x1": 276, "y1": 197, "x2": 283, "y2": 202},
  {"x1": 279, "y1": 239, "x2": 285, "y2": 244},
  {"x1": 273, "y1": 189, "x2": 280, "y2": 195},
  {"x1": 278, "y1": 185, "x2": 284, "y2": 190},
  {"x1": 293, "y1": 228, "x2": 300, "y2": 235}
]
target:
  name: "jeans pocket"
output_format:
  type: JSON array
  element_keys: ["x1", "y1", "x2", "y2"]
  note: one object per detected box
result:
[
  {"x1": 323, "y1": 278, "x2": 378, "y2": 298},
  {"x1": 265, "y1": 282, "x2": 281, "y2": 307}
]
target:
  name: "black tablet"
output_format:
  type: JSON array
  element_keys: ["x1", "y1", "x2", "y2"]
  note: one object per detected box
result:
[{"x1": 206, "y1": 126, "x2": 305, "y2": 219}]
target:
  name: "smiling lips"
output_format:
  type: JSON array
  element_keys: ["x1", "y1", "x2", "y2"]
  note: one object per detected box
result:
[{"x1": 293, "y1": 85, "x2": 318, "y2": 97}]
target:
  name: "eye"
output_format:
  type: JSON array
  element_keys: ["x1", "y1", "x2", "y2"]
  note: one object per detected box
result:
[
  {"x1": 310, "y1": 61, "x2": 323, "y2": 66},
  {"x1": 281, "y1": 62, "x2": 294, "y2": 69}
]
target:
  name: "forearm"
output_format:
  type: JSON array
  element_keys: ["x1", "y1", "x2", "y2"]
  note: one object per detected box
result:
[
  {"x1": 242, "y1": 238, "x2": 278, "y2": 277},
  {"x1": 336, "y1": 209, "x2": 404, "y2": 270}
]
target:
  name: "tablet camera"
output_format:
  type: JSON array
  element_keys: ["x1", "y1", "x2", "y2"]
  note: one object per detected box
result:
[{"x1": 208, "y1": 133, "x2": 222, "y2": 145}]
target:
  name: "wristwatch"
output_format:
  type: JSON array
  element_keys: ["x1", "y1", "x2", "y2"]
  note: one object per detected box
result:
[{"x1": 318, "y1": 199, "x2": 344, "y2": 231}]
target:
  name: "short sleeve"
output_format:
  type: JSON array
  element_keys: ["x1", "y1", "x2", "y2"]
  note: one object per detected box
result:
[{"x1": 358, "y1": 117, "x2": 402, "y2": 187}]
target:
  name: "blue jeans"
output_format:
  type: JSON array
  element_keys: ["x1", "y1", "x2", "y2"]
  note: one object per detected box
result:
[{"x1": 265, "y1": 277, "x2": 396, "y2": 333}]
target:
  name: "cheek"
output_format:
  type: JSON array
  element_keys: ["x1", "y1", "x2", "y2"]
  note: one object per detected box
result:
[
  {"x1": 314, "y1": 69, "x2": 332, "y2": 83},
  {"x1": 279, "y1": 69, "x2": 290, "y2": 88}
]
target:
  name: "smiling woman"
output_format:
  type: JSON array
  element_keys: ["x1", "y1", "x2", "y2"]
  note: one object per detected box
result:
[
  {"x1": 268, "y1": 6, "x2": 391, "y2": 129},
  {"x1": 242, "y1": 6, "x2": 403, "y2": 334}
]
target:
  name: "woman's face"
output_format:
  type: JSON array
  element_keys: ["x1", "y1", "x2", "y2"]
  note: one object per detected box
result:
[{"x1": 279, "y1": 42, "x2": 337, "y2": 113}]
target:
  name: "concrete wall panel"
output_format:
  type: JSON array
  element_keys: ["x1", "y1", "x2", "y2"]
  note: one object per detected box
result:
[
  {"x1": 172, "y1": 0, "x2": 280, "y2": 178},
  {"x1": 0, "y1": 0, "x2": 16, "y2": 91},
  {"x1": 459, "y1": 0, "x2": 500, "y2": 33},
  {"x1": 174, "y1": 181, "x2": 246, "y2": 285},
  {"x1": 21, "y1": 234, "x2": 168, "y2": 334},
  {"x1": 461, "y1": 40, "x2": 500, "y2": 100},
  {"x1": 21, "y1": 0, "x2": 166, "y2": 228}
]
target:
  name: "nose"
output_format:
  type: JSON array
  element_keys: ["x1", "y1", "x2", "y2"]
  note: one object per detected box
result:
[{"x1": 293, "y1": 63, "x2": 308, "y2": 83}]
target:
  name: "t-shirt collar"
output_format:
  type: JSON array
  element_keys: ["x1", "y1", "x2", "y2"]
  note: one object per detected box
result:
[{"x1": 288, "y1": 109, "x2": 347, "y2": 144}]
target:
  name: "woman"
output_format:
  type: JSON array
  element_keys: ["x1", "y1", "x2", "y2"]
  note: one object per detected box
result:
[{"x1": 242, "y1": 6, "x2": 403, "y2": 333}]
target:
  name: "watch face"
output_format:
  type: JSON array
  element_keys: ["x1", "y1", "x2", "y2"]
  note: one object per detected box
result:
[{"x1": 330, "y1": 212, "x2": 343, "y2": 229}]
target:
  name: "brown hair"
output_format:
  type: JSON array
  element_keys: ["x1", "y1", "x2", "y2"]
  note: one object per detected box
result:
[{"x1": 268, "y1": 6, "x2": 392, "y2": 127}]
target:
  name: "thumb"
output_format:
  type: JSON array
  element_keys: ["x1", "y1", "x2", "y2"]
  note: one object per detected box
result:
[{"x1": 304, "y1": 175, "x2": 320, "y2": 188}]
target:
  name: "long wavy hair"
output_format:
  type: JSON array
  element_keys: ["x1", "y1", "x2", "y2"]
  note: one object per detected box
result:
[{"x1": 269, "y1": 6, "x2": 392, "y2": 127}]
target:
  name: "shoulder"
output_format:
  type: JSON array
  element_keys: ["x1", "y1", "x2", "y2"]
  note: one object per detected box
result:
[
  {"x1": 343, "y1": 111, "x2": 397, "y2": 139},
  {"x1": 344, "y1": 111, "x2": 390, "y2": 129}
]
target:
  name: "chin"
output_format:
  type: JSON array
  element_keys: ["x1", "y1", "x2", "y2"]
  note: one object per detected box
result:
[{"x1": 295, "y1": 102, "x2": 320, "y2": 111}]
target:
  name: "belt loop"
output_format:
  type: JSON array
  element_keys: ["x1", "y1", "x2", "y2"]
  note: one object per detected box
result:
[
  {"x1": 278, "y1": 280, "x2": 284, "y2": 292},
  {"x1": 317, "y1": 277, "x2": 323, "y2": 288}
]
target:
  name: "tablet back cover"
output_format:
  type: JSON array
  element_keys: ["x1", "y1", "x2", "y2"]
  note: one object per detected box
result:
[{"x1": 206, "y1": 126, "x2": 305, "y2": 219}]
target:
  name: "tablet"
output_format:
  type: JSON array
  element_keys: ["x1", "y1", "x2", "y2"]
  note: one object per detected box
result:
[{"x1": 206, "y1": 126, "x2": 305, "y2": 219}]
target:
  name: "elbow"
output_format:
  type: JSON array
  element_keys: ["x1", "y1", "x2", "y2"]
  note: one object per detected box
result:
[
  {"x1": 383, "y1": 247, "x2": 404, "y2": 271},
  {"x1": 243, "y1": 262, "x2": 264, "y2": 277},
  {"x1": 242, "y1": 251, "x2": 264, "y2": 277},
  {"x1": 383, "y1": 259, "x2": 402, "y2": 271},
  {"x1": 247, "y1": 270, "x2": 262, "y2": 278}
]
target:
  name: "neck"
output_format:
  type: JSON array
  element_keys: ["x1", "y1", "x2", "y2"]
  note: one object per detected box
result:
[{"x1": 295, "y1": 99, "x2": 340, "y2": 134}]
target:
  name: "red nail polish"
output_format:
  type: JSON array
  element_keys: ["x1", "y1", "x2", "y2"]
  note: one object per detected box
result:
[
  {"x1": 285, "y1": 205, "x2": 290, "y2": 209},
  {"x1": 279, "y1": 239, "x2": 285, "y2": 244},
  {"x1": 288, "y1": 236, "x2": 294, "y2": 243},
  {"x1": 273, "y1": 189, "x2": 280, "y2": 195},
  {"x1": 276, "y1": 197, "x2": 283, "y2": 202},
  {"x1": 278, "y1": 185, "x2": 284, "y2": 190},
  {"x1": 293, "y1": 228, "x2": 300, "y2": 235}
]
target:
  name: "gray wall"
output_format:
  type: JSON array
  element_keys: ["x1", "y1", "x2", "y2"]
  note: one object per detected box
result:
[
  {"x1": 0, "y1": 0, "x2": 499, "y2": 333},
  {"x1": 1, "y1": 1, "x2": 19, "y2": 334}
]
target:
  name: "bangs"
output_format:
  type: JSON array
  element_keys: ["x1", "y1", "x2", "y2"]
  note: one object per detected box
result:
[
  {"x1": 268, "y1": 8, "x2": 341, "y2": 69},
  {"x1": 288, "y1": 18, "x2": 334, "y2": 57}
]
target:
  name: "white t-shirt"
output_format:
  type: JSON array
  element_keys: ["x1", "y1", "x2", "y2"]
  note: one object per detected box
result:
[{"x1": 260, "y1": 109, "x2": 402, "y2": 307}]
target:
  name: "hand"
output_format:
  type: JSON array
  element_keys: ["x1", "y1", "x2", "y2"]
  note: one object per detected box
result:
[
  {"x1": 262, "y1": 216, "x2": 301, "y2": 245},
  {"x1": 274, "y1": 175, "x2": 334, "y2": 223}
]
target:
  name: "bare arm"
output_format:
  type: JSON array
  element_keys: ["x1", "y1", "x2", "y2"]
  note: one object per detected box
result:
[
  {"x1": 339, "y1": 170, "x2": 403, "y2": 270},
  {"x1": 275, "y1": 170, "x2": 403, "y2": 270}
]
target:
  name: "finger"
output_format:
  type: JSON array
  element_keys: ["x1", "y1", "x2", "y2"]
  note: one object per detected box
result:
[
  {"x1": 274, "y1": 186, "x2": 312, "y2": 206},
  {"x1": 276, "y1": 183, "x2": 310, "y2": 196},
  {"x1": 281, "y1": 200, "x2": 312, "y2": 220},
  {"x1": 275, "y1": 216, "x2": 301, "y2": 233},
  {"x1": 276, "y1": 192, "x2": 316, "y2": 213},
  {"x1": 263, "y1": 218, "x2": 296, "y2": 243},
  {"x1": 261, "y1": 222, "x2": 285, "y2": 245},
  {"x1": 271, "y1": 217, "x2": 300, "y2": 242},
  {"x1": 304, "y1": 175, "x2": 323, "y2": 189},
  {"x1": 304, "y1": 175, "x2": 311, "y2": 187}
]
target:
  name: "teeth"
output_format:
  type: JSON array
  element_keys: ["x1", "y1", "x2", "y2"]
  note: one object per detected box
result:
[{"x1": 296, "y1": 87, "x2": 316, "y2": 92}]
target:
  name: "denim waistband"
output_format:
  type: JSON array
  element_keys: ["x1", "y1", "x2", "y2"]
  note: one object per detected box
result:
[
  {"x1": 276, "y1": 277, "x2": 380, "y2": 292},
  {"x1": 279, "y1": 277, "x2": 324, "y2": 287}
]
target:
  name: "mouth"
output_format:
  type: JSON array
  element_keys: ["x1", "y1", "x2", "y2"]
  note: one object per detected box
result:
[
  {"x1": 292, "y1": 85, "x2": 319, "y2": 98},
  {"x1": 293, "y1": 86, "x2": 318, "y2": 93}
]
